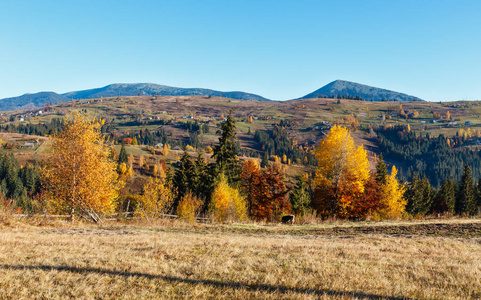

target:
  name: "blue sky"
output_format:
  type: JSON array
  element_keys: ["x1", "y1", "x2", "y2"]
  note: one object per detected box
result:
[{"x1": 1, "y1": 0, "x2": 480, "y2": 101}]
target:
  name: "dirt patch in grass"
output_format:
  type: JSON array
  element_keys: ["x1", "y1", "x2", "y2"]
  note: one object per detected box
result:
[
  {"x1": 143, "y1": 219, "x2": 481, "y2": 239},
  {"x1": 307, "y1": 222, "x2": 481, "y2": 238}
]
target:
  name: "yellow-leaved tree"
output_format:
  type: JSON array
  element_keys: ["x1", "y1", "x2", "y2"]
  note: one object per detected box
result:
[
  {"x1": 177, "y1": 192, "x2": 202, "y2": 223},
  {"x1": 136, "y1": 177, "x2": 173, "y2": 220},
  {"x1": 313, "y1": 125, "x2": 370, "y2": 218},
  {"x1": 378, "y1": 166, "x2": 406, "y2": 219},
  {"x1": 210, "y1": 174, "x2": 247, "y2": 223},
  {"x1": 43, "y1": 112, "x2": 123, "y2": 222},
  {"x1": 162, "y1": 143, "x2": 169, "y2": 156}
]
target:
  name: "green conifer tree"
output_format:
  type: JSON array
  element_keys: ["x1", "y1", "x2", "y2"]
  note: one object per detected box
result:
[
  {"x1": 261, "y1": 152, "x2": 269, "y2": 168},
  {"x1": 289, "y1": 176, "x2": 312, "y2": 216},
  {"x1": 375, "y1": 154, "x2": 388, "y2": 185},
  {"x1": 212, "y1": 110, "x2": 241, "y2": 185},
  {"x1": 173, "y1": 151, "x2": 196, "y2": 208},
  {"x1": 456, "y1": 164, "x2": 477, "y2": 215},
  {"x1": 118, "y1": 144, "x2": 128, "y2": 165},
  {"x1": 405, "y1": 173, "x2": 424, "y2": 216},
  {"x1": 434, "y1": 179, "x2": 456, "y2": 214}
]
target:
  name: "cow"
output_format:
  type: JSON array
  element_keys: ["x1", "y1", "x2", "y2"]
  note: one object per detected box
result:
[{"x1": 281, "y1": 215, "x2": 295, "y2": 224}]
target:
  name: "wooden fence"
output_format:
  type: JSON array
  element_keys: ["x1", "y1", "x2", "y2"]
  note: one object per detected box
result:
[{"x1": 11, "y1": 213, "x2": 211, "y2": 223}]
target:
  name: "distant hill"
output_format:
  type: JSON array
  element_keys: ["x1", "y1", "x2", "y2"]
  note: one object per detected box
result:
[
  {"x1": 0, "y1": 92, "x2": 70, "y2": 111},
  {"x1": 62, "y1": 83, "x2": 271, "y2": 102},
  {"x1": 300, "y1": 80, "x2": 423, "y2": 102},
  {"x1": 0, "y1": 80, "x2": 424, "y2": 111}
]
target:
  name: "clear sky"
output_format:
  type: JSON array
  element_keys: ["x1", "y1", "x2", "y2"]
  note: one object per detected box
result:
[{"x1": 1, "y1": 0, "x2": 480, "y2": 101}]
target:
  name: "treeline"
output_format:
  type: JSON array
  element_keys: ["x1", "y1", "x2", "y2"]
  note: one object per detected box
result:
[
  {"x1": 404, "y1": 165, "x2": 480, "y2": 216},
  {"x1": 3, "y1": 113, "x2": 480, "y2": 222},
  {"x1": 118, "y1": 128, "x2": 170, "y2": 146},
  {"x1": 377, "y1": 126, "x2": 481, "y2": 187},
  {"x1": 0, "y1": 153, "x2": 42, "y2": 212},
  {"x1": 254, "y1": 124, "x2": 316, "y2": 166},
  {"x1": 0, "y1": 118, "x2": 63, "y2": 136}
]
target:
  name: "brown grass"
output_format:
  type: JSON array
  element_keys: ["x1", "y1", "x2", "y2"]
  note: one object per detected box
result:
[{"x1": 0, "y1": 218, "x2": 480, "y2": 299}]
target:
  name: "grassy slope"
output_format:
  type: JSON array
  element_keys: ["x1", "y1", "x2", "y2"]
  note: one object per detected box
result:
[
  {"x1": 0, "y1": 219, "x2": 480, "y2": 299},
  {"x1": 4, "y1": 96, "x2": 481, "y2": 182}
]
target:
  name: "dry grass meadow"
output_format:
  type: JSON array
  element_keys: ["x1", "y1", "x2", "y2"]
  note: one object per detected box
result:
[{"x1": 0, "y1": 217, "x2": 480, "y2": 299}]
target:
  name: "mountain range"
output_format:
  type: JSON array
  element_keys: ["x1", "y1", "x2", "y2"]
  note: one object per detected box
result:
[{"x1": 0, "y1": 80, "x2": 423, "y2": 111}]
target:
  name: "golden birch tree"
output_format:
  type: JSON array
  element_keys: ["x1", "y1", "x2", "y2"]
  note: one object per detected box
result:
[
  {"x1": 378, "y1": 166, "x2": 406, "y2": 219},
  {"x1": 43, "y1": 113, "x2": 123, "y2": 222},
  {"x1": 313, "y1": 125, "x2": 370, "y2": 218},
  {"x1": 136, "y1": 177, "x2": 173, "y2": 219},
  {"x1": 210, "y1": 174, "x2": 247, "y2": 223}
]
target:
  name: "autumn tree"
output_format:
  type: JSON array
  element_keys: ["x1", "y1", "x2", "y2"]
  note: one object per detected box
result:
[
  {"x1": 210, "y1": 174, "x2": 247, "y2": 223},
  {"x1": 177, "y1": 192, "x2": 202, "y2": 223},
  {"x1": 378, "y1": 166, "x2": 406, "y2": 219},
  {"x1": 162, "y1": 143, "x2": 169, "y2": 156},
  {"x1": 43, "y1": 113, "x2": 123, "y2": 222},
  {"x1": 137, "y1": 177, "x2": 173, "y2": 219},
  {"x1": 241, "y1": 160, "x2": 261, "y2": 215},
  {"x1": 250, "y1": 163, "x2": 290, "y2": 221},
  {"x1": 351, "y1": 174, "x2": 382, "y2": 219},
  {"x1": 128, "y1": 154, "x2": 134, "y2": 170},
  {"x1": 312, "y1": 125, "x2": 370, "y2": 218}
]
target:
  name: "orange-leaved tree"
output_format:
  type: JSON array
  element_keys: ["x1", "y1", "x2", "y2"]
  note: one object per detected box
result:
[
  {"x1": 241, "y1": 160, "x2": 261, "y2": 216},
  {"x1": 210, "y1": 174, "x2": 247, "y2": 223},
  {"x1": 43, "y1": 112, "x2": 123, "y2": 222},
  {"x1": 242, "y1": 162, "x2": 290, "y2": 221},
  {"x1": 313, "y1": 125, "x2": 370, "y2": 218}
]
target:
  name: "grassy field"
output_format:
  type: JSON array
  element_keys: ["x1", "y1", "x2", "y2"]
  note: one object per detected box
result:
[{"x1": 1, "y1": 218, "x2": 480, "y2": 299}]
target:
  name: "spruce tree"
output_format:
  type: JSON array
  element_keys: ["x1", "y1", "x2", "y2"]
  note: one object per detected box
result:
[
  {"x1": 476, "y1": 178, "x2": 481, "y2": 209},
  {"x1": 173, "y1": 151, "x2": 195, "y2": 208},
  {"x1": 375, "y1": 154, "x2": 387, "y2": 185},
  {"x1": 193, "y1": 149, "x2": 213, "y2": 205},
  {"x1": 456, "y1": 164, "x2": 476, "y2": 215},
  {"x1": 434, "y1": 179, "x2": 456, "y2": 214},
  {"x1": 261, "y1": 152, "x2": 269, "y2": 168},
  {"x1": 405, "y1": 173, "x2": 424, "y2": 216},
  {"x1": 118, "y1": 144, "x2": 128, "y2": 164},
  {"x1": 289, "y1": 176, "x2": 311, "y2": 216},
  {"x1": 212, "y1": 110, "x2": 241, "y2": 185},
  {"x1": 420, "y1": 175, "x2": 434, "y2": 215}
]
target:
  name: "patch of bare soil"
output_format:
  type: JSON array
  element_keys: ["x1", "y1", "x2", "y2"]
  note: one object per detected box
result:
[
  {"x1": 306, "y1": 222, "x2": 481, "y2": 238},
  {"x1": 172, "y1": 221, "x2": 481, "y2": 238}
]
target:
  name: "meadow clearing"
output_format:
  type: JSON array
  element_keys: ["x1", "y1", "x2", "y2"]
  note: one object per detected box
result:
[{"x1": 0, "y1": 217, "x2": 480, "y2": 299}]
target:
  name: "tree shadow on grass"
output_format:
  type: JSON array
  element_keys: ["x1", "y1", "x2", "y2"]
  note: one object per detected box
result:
[{"x1": 0, "y1": 264, "x2": 408, "y2": 300}]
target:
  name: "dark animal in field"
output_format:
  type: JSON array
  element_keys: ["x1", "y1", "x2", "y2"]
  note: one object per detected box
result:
[{"x1": 282, "y1": 215, "x2": 295, "y2": 224}]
